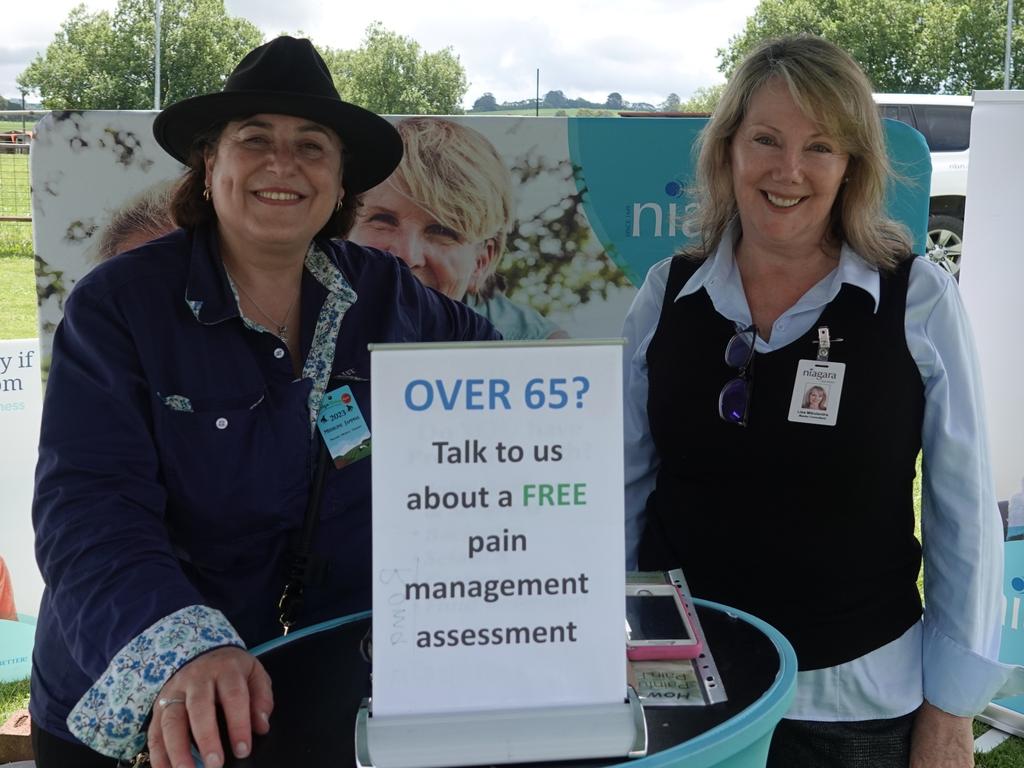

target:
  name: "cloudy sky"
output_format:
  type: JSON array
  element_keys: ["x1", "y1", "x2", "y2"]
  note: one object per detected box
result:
[{"x1": 2, "y1": 0, "x2": 760, "y2": 108}]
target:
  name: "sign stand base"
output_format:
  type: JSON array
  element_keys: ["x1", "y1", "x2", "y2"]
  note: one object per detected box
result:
[
  {"x1": 978, "y1": 702, "x2": 1024, "y2": 738},
  {"x1": 354, "y1": 687, "x2": 647, "y2": 768}
]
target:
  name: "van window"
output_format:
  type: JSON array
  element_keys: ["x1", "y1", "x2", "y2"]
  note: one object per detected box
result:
[
  {"x1": 879, "y1": 105, "x2": 914, "y2": 125},
  {"x1": 912, "y1": 105, "x2": 972, "y2": 152}
]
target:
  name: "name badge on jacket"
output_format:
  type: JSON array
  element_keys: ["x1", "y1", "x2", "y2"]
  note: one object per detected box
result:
[
  {"x1": 788, "y1": 360, "x2": 845, "y2": 426},
  {"x1": 318, "y1": 385, "x2": 372, "y2": 467}
]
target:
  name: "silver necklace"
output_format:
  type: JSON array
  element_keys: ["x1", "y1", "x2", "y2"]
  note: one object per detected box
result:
[{"x1": 228, "y1": 271, "x2": 299, "y2": 344}]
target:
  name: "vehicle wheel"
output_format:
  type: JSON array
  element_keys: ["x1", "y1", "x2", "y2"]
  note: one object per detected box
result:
[{"x1": 926, "y1": 215, "x2": 963, "y2": 279}]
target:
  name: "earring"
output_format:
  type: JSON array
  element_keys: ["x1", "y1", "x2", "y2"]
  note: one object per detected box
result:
[
  {"x1": 203, "y1": 186, "x2": 211, "y2": 202},
  {"x1": 335, "y1": 198, "x2": 343, "y2": 212}
]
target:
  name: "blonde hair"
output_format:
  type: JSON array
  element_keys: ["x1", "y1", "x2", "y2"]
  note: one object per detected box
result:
[
  {"x1": 689, "y1": 35, "x2": 911, "y2": 269},
  {"x1": 801, "y1": 385, "x2": 828, "y2": 409},
  {"x1": 389, "y1": 118, "x2": 514, "y2": 296}
]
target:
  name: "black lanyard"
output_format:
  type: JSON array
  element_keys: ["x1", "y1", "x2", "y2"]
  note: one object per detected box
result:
[{"x1": 277, "y1": 435, "x2": 332, "y2": 635}]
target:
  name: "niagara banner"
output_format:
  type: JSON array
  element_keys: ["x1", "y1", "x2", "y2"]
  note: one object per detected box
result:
[{"x1": 30, "y1": 112, "x2": 932, "y2": 374}]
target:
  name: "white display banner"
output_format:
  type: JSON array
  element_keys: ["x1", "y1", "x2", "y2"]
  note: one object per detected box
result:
[
  {"x1": 958, "y1": 91, "x2": 1024, "y2": 501},
  {"x1": 0, "y1": 338, "x2": 44, "y2": 618},
  {"x1": 370, "y1": 341, "x2": 625, "y2": 718},
  {"x1": 962, "y1": 93, "x2": 1024, "y2": 722}
]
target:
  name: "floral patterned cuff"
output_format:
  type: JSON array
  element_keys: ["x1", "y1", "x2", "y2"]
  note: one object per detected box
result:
[{"x1": 67, "y1": 604, "x2": 243, "y2": 759}]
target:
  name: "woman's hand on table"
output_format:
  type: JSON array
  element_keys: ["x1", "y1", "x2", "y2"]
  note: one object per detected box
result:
[
  {"x1": 910, "y1": 700, "x2": 975, "y2": 768},
  {"x1": 147, "y1": 646, "x2": 274, "y2": 768}
]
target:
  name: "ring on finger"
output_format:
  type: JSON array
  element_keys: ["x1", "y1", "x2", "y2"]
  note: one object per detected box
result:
[{"x1": 157, "y1": 697, "x2": 186, "y2": 710}]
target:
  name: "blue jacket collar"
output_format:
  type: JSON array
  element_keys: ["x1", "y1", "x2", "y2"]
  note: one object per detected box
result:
[{"x1": 184, "y1": 223, "x2": 239, "y2": 327}]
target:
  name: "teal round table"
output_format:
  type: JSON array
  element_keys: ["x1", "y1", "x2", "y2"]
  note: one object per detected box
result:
[{"x1": 222, "y1": 599, "x2": 796, "y2": 768}]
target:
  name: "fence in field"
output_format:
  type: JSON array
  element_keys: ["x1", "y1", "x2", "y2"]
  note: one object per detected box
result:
[
  {"x1": 0, "y1": 146, "x2": 31, "y2": 221},
  {"x1": 0, "y1": 112, "x2": 46, "y2": 217},
  {"x1": 0, "y1": 111, "x2": 43, "y2": 252}
]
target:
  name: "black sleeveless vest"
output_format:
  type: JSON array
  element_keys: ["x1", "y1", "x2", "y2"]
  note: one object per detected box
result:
[{"x1": 639, "y1": 255, "x2": 925, "y2": 670}]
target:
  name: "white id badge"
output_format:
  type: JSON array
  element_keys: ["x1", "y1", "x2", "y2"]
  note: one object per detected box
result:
[{"x1": 787, "y1": 360, "x2": 845, "y2": 426}]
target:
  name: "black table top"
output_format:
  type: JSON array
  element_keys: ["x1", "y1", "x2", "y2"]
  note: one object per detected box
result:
[{"x1": 224, "y1": 604, "x2": 782, "y2": 767}]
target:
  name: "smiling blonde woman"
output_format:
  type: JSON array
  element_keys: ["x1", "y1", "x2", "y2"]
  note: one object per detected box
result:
[{"x1": 623, "y1": 34, "x2": 1006, "y2": 768}]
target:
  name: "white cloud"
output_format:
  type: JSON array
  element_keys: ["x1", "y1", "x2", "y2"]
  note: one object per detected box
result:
[{"x1": 3, "y1": 0, "x2": 758, "y2": 107}]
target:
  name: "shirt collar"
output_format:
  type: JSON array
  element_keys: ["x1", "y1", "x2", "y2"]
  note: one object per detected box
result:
[
  {"x1": 184, "y1": 223, "x2": 237, "y2": 326},
  {"x1": 185, "y1": 225, "x2": 352, "y2": 325},
  {"x1": 675, "y1": 223, "x2": 881, "y2": 314}
]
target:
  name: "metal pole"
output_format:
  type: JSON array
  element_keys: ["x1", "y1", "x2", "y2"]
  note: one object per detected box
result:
[
  {"x1": 154, "y1": 0, "x2": 162, "y2": 108},
  {"x1": 536, "y1": 69, "x2": 539, "y2": 117},
  {"x1": 1006, "y1": 0, "x2": 1014, "y2": 90}
]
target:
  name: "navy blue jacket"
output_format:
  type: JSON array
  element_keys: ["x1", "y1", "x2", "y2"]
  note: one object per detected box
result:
[{"x1": 31, "y1": 225, "x2": 498, "y2": 751}]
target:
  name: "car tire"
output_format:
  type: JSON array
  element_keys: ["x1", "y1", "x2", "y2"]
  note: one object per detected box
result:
[{"x1": 926, "y1": 214, "x2": 964, "y2": 279}]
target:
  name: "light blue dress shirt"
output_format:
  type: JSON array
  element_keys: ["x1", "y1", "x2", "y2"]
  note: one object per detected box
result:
[{"x1": 623, "y1": 227, "x2": 1008, "y2": 720}]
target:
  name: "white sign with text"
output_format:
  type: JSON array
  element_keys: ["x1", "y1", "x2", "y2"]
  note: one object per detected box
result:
[
  {"x1": 0, "y1": 338, "x2": 43, "y2": 620},
  {"x1": 960, "y1": 91, "x2": 1024, "y2": 501},
  {"x1": 370, "y1": 341, "x2": 625, "y2": 718}
]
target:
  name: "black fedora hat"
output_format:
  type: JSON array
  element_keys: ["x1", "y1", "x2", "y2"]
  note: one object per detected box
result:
[{"x1": 153, "y1": 36, "x2": 402, "y2": 196}]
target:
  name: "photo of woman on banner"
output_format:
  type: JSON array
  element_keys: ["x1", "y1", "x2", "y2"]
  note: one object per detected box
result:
[
  {"x1": 623, "y1": 35, "x2": 1008, "y2": 768},
  {"x1": 31, "y1": 36, "x2": 498, "y2": 768},
  {"x1": 349, "y1": 117, "x2": 568, "y2": 340}
]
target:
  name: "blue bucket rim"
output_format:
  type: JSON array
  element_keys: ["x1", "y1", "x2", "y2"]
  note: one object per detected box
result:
[
  {"x1": 627, "y1": 597, "x2": 797, "y2": 767},
  {"x1": 250, "y1": 610, "x2": 371, "y2": 656},
  {"x1": 246, "y1": 601, "x2": 796, "y2": 767}
]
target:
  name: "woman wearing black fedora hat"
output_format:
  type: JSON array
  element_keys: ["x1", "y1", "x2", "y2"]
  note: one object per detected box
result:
[{"x1": 30, "y1": 36, "x2": 499, "y2": 768}]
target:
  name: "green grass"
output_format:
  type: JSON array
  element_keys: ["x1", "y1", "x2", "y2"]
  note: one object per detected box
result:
[
  {"x1": 0, "y1": 255, "x2": 37, "y2": 340},
  {"x1": 974, "y1": 713, "x2": 1024, "y2": 766},
  {"x1": 0, "y1": 223, "x2": 32, "y2": 257},
  {"x1": 0, "y1": 119, "x2": 34, "y2": 134},
  {"x1": 0, "y1": 677, "x2": 30, "y2": 725}
]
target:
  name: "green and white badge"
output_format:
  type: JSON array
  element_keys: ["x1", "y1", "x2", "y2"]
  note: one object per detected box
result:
[{"x1": 317, "y1": 385, "x2": 371, "y2": 468}]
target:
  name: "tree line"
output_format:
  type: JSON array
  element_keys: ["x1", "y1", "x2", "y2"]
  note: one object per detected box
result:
[
  {"x1": 14, "y1": 2, "x2": 467, "y2": 114},
  {"x1": 470, "y1": 91, "x2": 659, "y2": 113},
  {"x1": 721, "y1": 0, "x2": 1022, "y2": 93},
  {"x1": 10, "y1": 0, "x2": 1023, "y2": 114}
]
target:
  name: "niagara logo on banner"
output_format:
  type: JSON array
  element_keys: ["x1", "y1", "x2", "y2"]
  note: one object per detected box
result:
[
  {"x1": 626, "y1": 179, "x2": 699, "y2": 239},
  {"x1": 1004, "y1": 575, "x2": 1024, "y2": 630}
]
